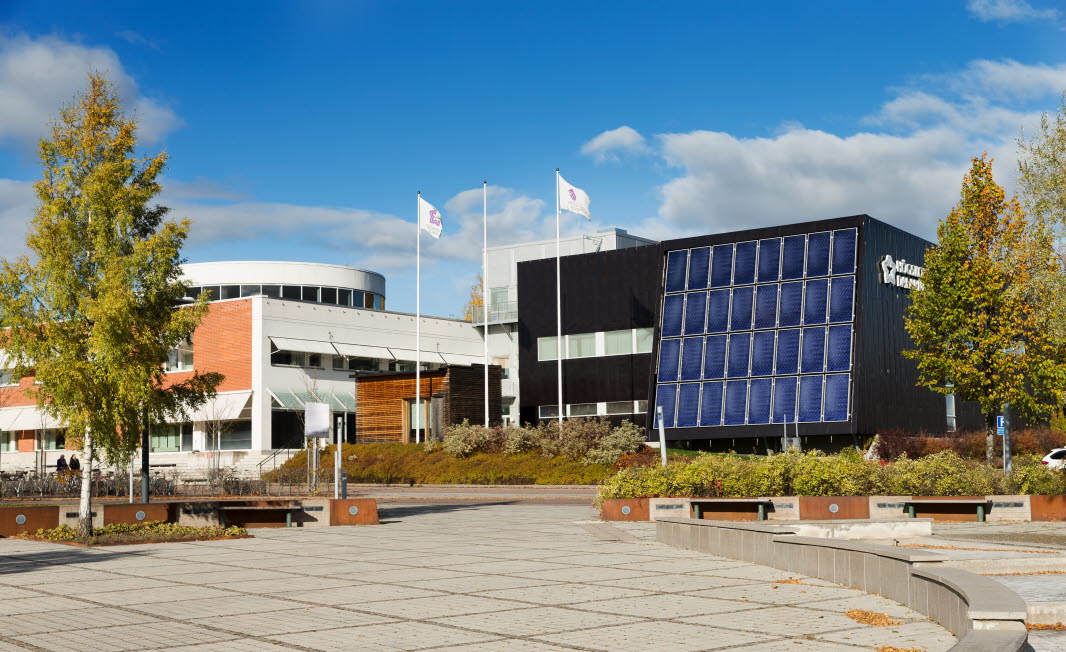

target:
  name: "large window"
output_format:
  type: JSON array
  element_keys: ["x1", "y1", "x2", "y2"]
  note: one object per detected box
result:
[
  {"x1": 538, "y1": 337, "x2": 560, "y2": 361},
  {"x1": 186, "y1": 285, "x2": 384, "y2": 310},
  {"x1": 333, "y1": 356, "x2": 378, "y2": 372},
  {"x1": 657, "y1": 228, "x2": 856, "y2": 428},
  {"x1": 604, "y1": 330, "x2": 632, "y2": 356},
  {"x1": 39, "y1": 429, "x2": 65, "y2": 451},
  {"x1": 538, "y1": 328, "x2": 656, "y2": 361},
  {"x1": 151, "y1": 423, "x2": 193, "y2": 452},
  {"x1": 220, "y1": 421, "x2": 252, "y2": 450},
  {"x1": 0, "y1": 431, "x2": 14, "y2": 452},
  {"x1": 566, "y1": 333, "x2": 597, "y2": 359},
  {"x1": 272, "y1": 350, "x2": 322, "y2": 368},
  {"x1": 0, "y1": 370, "x2": 19, "y2": 387},
  {"x1": 540, "y1": 400, "x2": 647, "y2": 419},
  {"x1": 165, "y1": 341, "x2": 194, "y2": 372}
]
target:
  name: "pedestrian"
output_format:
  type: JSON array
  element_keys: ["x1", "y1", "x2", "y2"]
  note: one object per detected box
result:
[
  {"x1": 69, "y1": 454, "x2": 80, "y2": 472},
  {"x1": 56, "y1": 454, "x2": 68, "y2": 474}
]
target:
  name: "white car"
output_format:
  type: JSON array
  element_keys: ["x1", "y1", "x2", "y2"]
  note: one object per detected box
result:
[{"x1": 1041, "y1": 448, "x2": 1066, "y2": 470}]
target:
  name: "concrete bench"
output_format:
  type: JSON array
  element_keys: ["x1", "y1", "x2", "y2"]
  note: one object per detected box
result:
[
  {"x1": 691, "y1": 498, "x2": 774, "y2": 521},
  {"x1": 218, "y1": 505, "x2": 300, "y2": 528},
  {"x1": 904, "y1": 499, "x2": 992, "y2": 522}
]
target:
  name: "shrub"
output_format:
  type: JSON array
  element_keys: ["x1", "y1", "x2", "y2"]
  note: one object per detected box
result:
[
  {"x1": 584, "y1": 420, "x2": 646, "y2": 466},
  {"x1": 501, "y1": 424, "x2": 540, "y2": 455},
  {"x1": 441, "y1": 420, "x2": 500, "y2": 458},
  {"x1": 873, "y1": 429, "x2": 927, "y2": 461}
]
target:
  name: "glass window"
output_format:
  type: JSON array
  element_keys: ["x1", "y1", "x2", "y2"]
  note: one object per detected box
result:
[
  {"x1": 779, "y1": 281, "x2": 803, "y2": 327},
  {"x1": 321, "y1": 287, "x2": 338, "y2": 304},
  {"x1": 273, "y1": 350, "x2": 299, "y2": 366},
  {"x1": 307, "y1": 353, "x2": 322, "y2": 368},
  {"x1": 604, "y1": 330, "x2": 632, "y2": 356},
  {"x1": 801, "y1": 326, "x2": 826, "y2": 373},
  {"x1": 710, "y1": 244, "x2": 733, "y2": 287},
  {"x1": 748, "y1": 377, "x2": 772, "y2": 424},
  {"x1": 661, "y1": 294, "x2": 684, "y2": 337},
  {"x1": 0, "y1": 431, "x2": 14, "y2": 453},
  {"x1": 773, "y1": 377, "x2": 798, "y2": 423},
  {"x1": 569, "y1": 403, "x2": 598, "y2": 417},
  {"x1": 700, "y1": 381, "x2": 723, "y2": 426},
  {"x1": 680, "y1": 338, "x2": 703, "y2": 381},
  {"x1": 0, "y1": 370, "x2": 19, "y2": 387},
  {"x1": 658, "y1": 338, "x2": 681, "y2": 382},
  {"x1": 374, "y1": 294, "x2": 384, "y2": 310},
  {"x1": 567, "y1": 333, "x2": 596, "y2": 359},
  {"x1": 703, "y1": 335, "x2": 727, "y2": 379},
  {"x1": 687, "y1": 247, "x2": 710, "y2": 290},
  {"x1": 221, "y1": 421, "x2": 253, "y2": 450},
  {"x1": 150, "y1": 424, "x2": 180, "y2": 452},
  {"x1": 754, "y1": 284, "x2": 778, "y2": 329},
  {"x1": 240, "y1": 284, "x2": 261, "y2": 297},
  {"x1": 655, "y1": 384, "x2": 677, "y2": 428},
  {"x1": 539, "y1": 405, "x2": 559, "y2": 419},
  {"x1": 186, "y1": 286, "x2": 202, "y2": 300},
  {"x1": 634, "y1": 328, "x2": 654, "y2": 353},
  {"x1": 727, "y1": 333, "x2": 751, "y2": 378},
  {"x1": 606, "y1": 401, "x2": 633, "y2": 415},
  {"x1": 757, "y1": 238, "x2": 781, "y2": 282},
  {"x1": 636, "y1": 400, "x2": 649, "y2": 413},
  {"x1": 665, "y1": 250, "x2": 687, "y2": 293},
  {"x1": 683, "y1": 292, "x2": 706, "y2": 335},
  {"x1": 729, "y1": 287, "x2": 754, "y2": 331},
  {"x1": 832, "y1": 228, "x2": 857, "y2": 275},
  {"x1": 782, "y1": 235, "x2": 806, "y2": 280},
  {"x1": 349, "y1": 290, "x2": 364, "y2": 307},
  {"x1": 733, "y1": 241, "x2": 757, "y2": 285},
  {"x1": 181, "y1": 423, "x2": 193, "y2": 451},
  {"x1": 40, "y1": 429, "x2": 65, "y2": 451},
  {"x1": 165, "y1": 341, "x2": 194, "y2": 372},
  {"x1": 202, "y1": 285, "x2": 220, "y2": 300},
  {"x1": 806, "y1": 232, "x2": 831, "y2": 277},
  {"x1": 827, "y1": 325, "x2": 852, "y2": 372},
  {"x1": 799, "y1": 376, "x2": 824, "y2": 422},
  {"x1": 221, "y1": 285, "x2": 240, "y2": 300},
  {"x1": 775, "y1": 329, "x2": 800, "y2": 375},
  {"x1": 282, "y1": 285, "x2": 301, "y2": 300},
  {"x1": 706, "y1": 289, "x2": 729, "y2": 333},
  {"x1": 676, "y1": 383, "x2": 700, "y2": 427},
  {"x1": 724, "y1": 380, "x2": 748, "y2": 425},
  {"x1": 829, "y1": 276, "x2": 854, "y2": 323},
  {"x1": 824, "y1": 374, "x2": 850, "y2": 421},
  {"x1": 538, "y1": 337, "x2": 559, "y2": 361},
  {"x1": 803, "y1": 278, "x2": 828, "y2": 325},
  {"x1": 338, "y1": 288, "x2": 352, "y2": 306},
  {"x1": 302, "y1": 286, "x2": 320, "y2": 302}
]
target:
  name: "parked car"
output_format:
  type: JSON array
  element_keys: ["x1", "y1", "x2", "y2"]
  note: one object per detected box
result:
[{"x1": 1041, "y1": 448, "x2": 1066, "y2": 469}]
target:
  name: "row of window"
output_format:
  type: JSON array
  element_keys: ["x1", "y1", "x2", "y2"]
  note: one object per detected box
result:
[
  {"x1": 0, "y1": 425, "x2": 254, "y2": 453},
  {"x1": 0, "y1": 429, "x2": 66, "y2": 452},
  {"x1": 537, "y1": 328, "x2": 655, "y2": 362},
  {"x1": 664, "y1": 228, "x2": 857, "y2": 292},
  {"x1": 659, "y1": 326, "x2": 853, "y2": 382},
  {"x1": 656, "y1": 374, "x2": 851, "y2": 428},
  {"x1": 538, "y1": 400, "x2": 649, "y2": 419},
  {"x1": 187, "y1": 285, "x2": 385, "y2": 310},
  {"x1": 271, "y1": 350, "x2": 422, "y2": 374},
  {"x1": 661, "y1": 276, "x2": 854, "y2": 337}
]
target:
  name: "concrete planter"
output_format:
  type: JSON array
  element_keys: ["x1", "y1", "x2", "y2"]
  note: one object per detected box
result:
[{"x1": 600, "y1": 498, "x2": 649, "y2": 521}]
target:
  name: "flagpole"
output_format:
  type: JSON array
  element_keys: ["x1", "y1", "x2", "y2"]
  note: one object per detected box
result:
[
  {"x1": 416, "y1": 191, "x2": 422, "y2": 444},
  {"x1": 483, "y1": 180, "x2": 489, "y2": 429},
  {"x1": 555, "y1": 169, "x2": 563, "y2": 425}
]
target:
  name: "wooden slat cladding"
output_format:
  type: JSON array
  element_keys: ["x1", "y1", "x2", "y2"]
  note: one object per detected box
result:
[{"x1": 354, "y1": 366, "x2": 503, "y2": 443}]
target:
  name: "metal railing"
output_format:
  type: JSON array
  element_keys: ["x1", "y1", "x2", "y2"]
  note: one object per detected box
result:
[{"x1": 486, "y1": 301, "x2": 517, "y2": 324}]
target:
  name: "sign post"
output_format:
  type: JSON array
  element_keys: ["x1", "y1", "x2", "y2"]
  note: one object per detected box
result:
[
  {"x1": 656, "y1": 405, "x2": 667, "y2": 467},
  {"x1": 304, "y1": 402, "x2": 331, "y2": 494}
]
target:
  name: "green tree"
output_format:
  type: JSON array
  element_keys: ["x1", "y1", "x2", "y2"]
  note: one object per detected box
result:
[
  {"x1": 0, "y1": 74, "x2": 222, "y2": 536},
  {"x1": 904, "y1": 155, "x2": 1066, "y2": 464}
]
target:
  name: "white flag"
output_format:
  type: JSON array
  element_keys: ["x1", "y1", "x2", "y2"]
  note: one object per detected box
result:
[
  {"x1": 558, "y1": 174, "x2": 591, "y2": 220},
  {"x1": 418, "y1": 195, "x2": 443, "y2": 238}
]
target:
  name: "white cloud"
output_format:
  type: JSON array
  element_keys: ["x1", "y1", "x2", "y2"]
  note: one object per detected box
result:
[
  {"x1": 966, "y1": 0, "x2": 1058, "y2": 23},
  {"x1": 581, "y1": 126, "x2": 649, "y2": 162},
  {"x1": 0, "y1": 34, "x2": 182, "y2": 152}
]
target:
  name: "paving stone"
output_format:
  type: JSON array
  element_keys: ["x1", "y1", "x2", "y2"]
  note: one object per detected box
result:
[
  {"x1": 268, "y1": 621, "x2": 496, "y2": 651},
  {"x1": 571, "y1": 592, "x2": 759, "y2": 619},
  {"x1": 13, "y1": 621, "x2": 237, "y2": 651},
  {"x1": 195, "y1": 605, "x2": 395, "y2": 636},
  {"x1": 474, "y1": 582, "x2": 653, "y2": 605},
  {"x1": 536, "y1": 620, "x2": 778, "y2": 651},
  {"x1": 680, "y1": 605, "x2": 870, "y2": 635},
  {"x1": 816, "y1": 620, "x2": 958, "y2": 650},
  {"x1": 688, "y1": 582, "x2": 865, "y2": 606},
  {"x1": 591, "y1": 572, "x2": 762, "y2": 593},
  {"x1": 431, "y1": 605, "x2": 641, "y2": 636},
  {"x1": 356, "y1": 593, "x2": 527, "y2": 618}
]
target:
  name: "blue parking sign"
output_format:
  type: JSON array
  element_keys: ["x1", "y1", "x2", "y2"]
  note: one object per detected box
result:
[{"x1": 996, "y1": 415, "x2": 1005, "y2": 436}]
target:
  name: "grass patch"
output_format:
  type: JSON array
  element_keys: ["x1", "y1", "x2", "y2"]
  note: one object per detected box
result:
[
  {"x1": 265, "y1": 443, "x2": 614, "y2": 485},
  {"x1": 18, "y1": 521, "x2": 248, "y2": 545}
]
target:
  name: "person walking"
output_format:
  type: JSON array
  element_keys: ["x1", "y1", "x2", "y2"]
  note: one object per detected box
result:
[{"x1": 56, "y1": 454, "x2": 68, "y2": 474}]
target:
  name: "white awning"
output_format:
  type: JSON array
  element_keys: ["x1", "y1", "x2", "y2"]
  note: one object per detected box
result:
[
  {"x1": 269, "y1": 337, "x2": 338, "y2": 356},
  {"x1": 439, "y1": 353, "x2": 487, "y2": 366},
  {"x1": 333, "y1": 343, "x2": 395, "y2": 360},
  {"x1": 0, "y1": 407, "x2": 62, "y2": 431},
  {"x1": 185, "y1": 391, "x2": 253, "y2": 422},
  {"x1": 388, "y1": 348, "x2": 447, "y2": 364},
  {"x1": 0, "y1": 408, "x2": 23, "y2": 431}
]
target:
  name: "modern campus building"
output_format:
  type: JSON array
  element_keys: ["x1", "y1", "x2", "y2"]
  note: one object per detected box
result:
[{"x1": 517, "y1": 215, "x2": 981, "y2": 450}]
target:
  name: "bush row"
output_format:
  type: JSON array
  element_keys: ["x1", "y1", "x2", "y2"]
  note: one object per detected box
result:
[
  {"x1": 597, "y1": 449, "x2": 1066, "y2": 502},
  {"x1": 438, "y1": 418, "x2": 646, "y2": 466},
  {"x1": 873, "y1": 427, "x2": 1066, "y2": 461}
]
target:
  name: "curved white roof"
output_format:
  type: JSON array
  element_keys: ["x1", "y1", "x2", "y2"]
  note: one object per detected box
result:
[{"x1": 182, "y1": 261, "x2": 386, "y2": 296}]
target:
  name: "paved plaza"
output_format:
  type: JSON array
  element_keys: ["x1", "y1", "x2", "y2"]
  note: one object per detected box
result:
[{"x1": 0, "y1": 502, "x2": 958, "y2": 651}]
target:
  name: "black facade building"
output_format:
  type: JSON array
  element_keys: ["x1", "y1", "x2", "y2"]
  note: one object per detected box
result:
[{"x1": 517, "y1": 215, "x2": 982, "y2": 448}]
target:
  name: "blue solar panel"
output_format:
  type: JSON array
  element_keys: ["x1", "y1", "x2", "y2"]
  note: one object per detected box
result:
[
  {"x1": 661, "y1": 294, "x2": 684, "y2": 337},
  {"x1": 680, "y1": 338, "x2": 704, "y2": 380},
  {"x1": 727, "y1": 333, "x2": 751, "y2": 378},
  {"x1": 677, "y1": 383, "x2": 701, "y2": 427},
  {"x1": 754, "y1": 284, "x2": 778, "y2": 329},
  {"x1": 829, "y1": 276, "x2": 854, "y2": 323},
  {"x1": 751, "y1": 331, "x2": 775, "y2": 376},
  {"x1": 748, "y1": 378, "x2": 772, "y2": 424},
  {"x1": 724, "y1": 380, "x2": 748, "y2": 425},
  {"x1": 801, "y1": 326, "x2": 826, "y2": 373},
  {"x1": 658, "y1": 338, "x2": 680, "y2": 381},
  {"x1": 706, "y1": 289, "x2": 729, "y2": 333},
  {"x1": 806, "y1": 232, "x2": 830, "y2": 277},
  {"x1": 730, "y1": 286, "x2": 754, "y2": 331},
  {"x1": 703, "y1": 335, "x2": 726, "y2": 379},
  {"x1": 734, "y1": 241, "x2": 757, "y2": 285},
  {"x1": 656, "y1": 383, "x2": 678, "y2": 428},
  {"x1": 827, "y1": 325, "x2": 852, "y2": 372},
  {"x1": 700, "y1": 381, "x2": 723, "y2": 426},
  {"x1": 779, "y1": 282, "x2": 803, "y2": 327},
  {"x1": 773, "y1": 377, "x2": 798, "y2": 423},
  {"x1": 688, "y1": 247, "x2": 710, "y2": 290},
  {"x1": 711, "y1": 244, "x2": 733, "y2": 287},
  {"x1": 832, "y1": 229, "x2": 857, "y2": 275},
  {"x1": 803, "y1": 278, "x2": 828, "y2": 325},
  {"x1": 665, "y1": 250, "x2": 687, "y2": 293},
  {"x1": 799, "y1": 376, "x2": 823, "y2": 422},
  {"x1": 824, "y1": 374, "x2": 849, "y2": 421},
  {"x1": 782, "y1": 235, "x2": 806, "y2": 280},
  {"x1": 758, "y1": 238, "x2": 781, "y2": 282},
  {"x1": 775, "y1": 329, "x2": 800, "y2": 374},
  {"x1": 684, "y1": 292, "x2": 707, "y2": 335}
]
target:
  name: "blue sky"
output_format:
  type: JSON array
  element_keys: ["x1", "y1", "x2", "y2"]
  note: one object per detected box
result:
[{"x1": 0, "y1": 0, "x2": 1064, "y2": 316}]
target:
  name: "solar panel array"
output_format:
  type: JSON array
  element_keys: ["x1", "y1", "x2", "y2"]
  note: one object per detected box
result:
[{"x1": 655, "y1": 229, "x2": 856, "y2": 428}]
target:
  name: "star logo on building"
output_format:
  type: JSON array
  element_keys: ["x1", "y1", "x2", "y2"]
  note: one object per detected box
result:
[{"x1": 880, "y1": 255, "x2": 896, "y2": 285}]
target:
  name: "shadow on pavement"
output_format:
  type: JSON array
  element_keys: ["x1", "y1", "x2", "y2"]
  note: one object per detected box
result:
[
  {"x1": 0, "y1": 547, "x2": 145, "y2": 576},
  {"x1": 377, "y1": 500, "x2": 523, "y2": 523}
]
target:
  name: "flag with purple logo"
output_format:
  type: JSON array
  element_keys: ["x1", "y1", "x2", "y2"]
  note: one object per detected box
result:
[
  {"x1": 558, "y1": 174, "x2": 591, "y2": 220},
  {"x1": 418, "y1": 195, "x2": 443, "y2": 238}
]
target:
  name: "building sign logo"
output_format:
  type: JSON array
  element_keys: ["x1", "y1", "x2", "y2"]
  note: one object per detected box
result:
[{"x1": 879, "y1": 255, "x2": 925, "y2": 291}]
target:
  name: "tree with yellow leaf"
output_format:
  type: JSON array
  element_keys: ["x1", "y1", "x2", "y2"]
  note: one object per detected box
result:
[
  {"x1": 904, "y1": 155, "x2": 1066, "y2": 465},
  {"x1": 461, "y1": 274, "x2": 485, "y2": 322}
]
